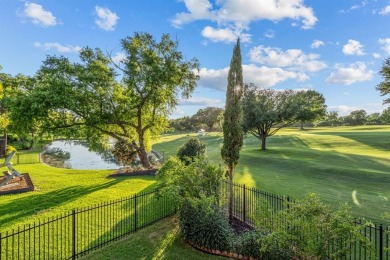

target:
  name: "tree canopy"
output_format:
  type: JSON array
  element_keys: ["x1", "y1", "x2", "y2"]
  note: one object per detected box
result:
[
  {"x1": 192, "y1": 107, "x2": 224, "y2": 131},
  {"x1": 242, "y1": 84, "x2": 326, "y2": 150},
  {"x1": 377, "y1": 57, "x2": 390, "y2": 104},
  {"x1": 9, "y1": 32, "x2": 199, "y2": 168}
]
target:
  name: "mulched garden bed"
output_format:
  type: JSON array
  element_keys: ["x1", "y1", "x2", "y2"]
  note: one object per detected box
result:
[
  {"x1": 108, "y1": 167, "x2": 158, "y2": 177},
  {"x1": 0, "y1": 173, "x2": 35, "y2": 195},
  {"x1": 231, "y1": 216, "x2": 255, "y2": 234}
]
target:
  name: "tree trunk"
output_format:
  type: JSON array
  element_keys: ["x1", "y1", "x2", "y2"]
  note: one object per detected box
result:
[
  {"x1": 228, "y1": 165, "x2": 234, "y2": 223},
  {"x1": 300, "y1": 122, "x2": 304, "y2": 130},
  {"x1": 137, "y1": 130, "x2": 152, "y2": 169},
  {"x1": 261, "y1": 135, "x2": 267, "y2": 150}
]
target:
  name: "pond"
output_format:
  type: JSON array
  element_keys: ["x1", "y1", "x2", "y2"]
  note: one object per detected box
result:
[{"x1": 42, "y1": 140, "x2": 120, "y2": 170}]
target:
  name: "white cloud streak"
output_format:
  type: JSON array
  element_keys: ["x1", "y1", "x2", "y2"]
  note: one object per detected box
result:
[
  {"x1": 23, "y1": 3, "x2": 57, "y2": 27},
  {"x1": 95, "y1": 6, "x2": 119, "y2": 31},
  {"x1": 379, "y1": 5, "x2": 390, "y2": 15},
  {"x1": 249, "y1": 45, "x2": 327, "y2": 72},
  {"x1": 201, "y1": 26, "x2": 251, "y2": 43},
  {"x1": 179, "y1": 96, "x2": 223, "y2": 106},
  {"x1": 34, "y1": 42, "x2": 81, "y2": 53},
  {"x1": 342, "y1": 39, "x2": 365, "y2": 56},
  {"x1": 172, "y1": 0, "x2": 317, "y2": 43},
  {"x1": 311, "y1": 40, "x2": 324, "y2": 49},
  {"x1": 326, "y1": 62, "x2": 374, "y2": 85},
  {"x1": 378, "y1": 38, "x2": 390, "y2": 55},
  {"x1": 198, "y1": 64, "x2": 308, "y2": 91}
]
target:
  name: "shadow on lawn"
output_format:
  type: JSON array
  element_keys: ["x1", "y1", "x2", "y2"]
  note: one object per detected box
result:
[
  {"x1": 313, "y1": 131, "x2": 390, "y2": 151},
  {"x1": 0, "y1": 178, "x2": 126, "y2": 229}
]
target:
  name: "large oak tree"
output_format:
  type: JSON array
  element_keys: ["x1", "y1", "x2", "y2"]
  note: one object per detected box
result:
[{"x1": 10, "y1": 33, "x2": 199, "y2": 168}]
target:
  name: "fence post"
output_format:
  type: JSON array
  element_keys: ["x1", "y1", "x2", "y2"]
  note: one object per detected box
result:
[
  {"x1": 380, "y1": 224, "x2": 383, "y2": 260},
  {"x1": 72, "y1": 209, "x2": 76, "y2": 260},
  {"x1": 243, "y1": 184, "x2": 246, "y2": 223},
  {"x1": 0, "y1": 232, "x2": 2, "y2": 260},
  {"x1": 134, "y1": 194, "x2": 137, "y2": 232}
]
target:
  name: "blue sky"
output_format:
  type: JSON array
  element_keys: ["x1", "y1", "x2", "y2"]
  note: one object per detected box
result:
[{"x1": 1, "y1": 0, "x2": 390, "y2": 118}]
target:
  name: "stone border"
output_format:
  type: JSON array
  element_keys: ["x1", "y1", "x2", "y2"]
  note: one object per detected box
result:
[
  {"x1": 187, "y1": 240, "x2": 258, "y2": 260},
  {"x1": 0, "y1": 173, "x2": 35, "y2": 195},
  {"x1": 108, "y1": 168, "x2": 158, "y2": 177}
]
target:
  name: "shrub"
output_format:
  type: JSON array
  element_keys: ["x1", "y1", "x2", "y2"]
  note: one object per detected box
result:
[
  {"x1": 234, "y1": 231, "x2": 263, "y2": 259},
  {"x1": 255, "y1": 193, "x2": 373, "y2": 259},
  {"x1": 157, "y1": 157, "x2": 224, "y2": 205},
  {"x1": 176, "y1": 137, "x2": 206, "y2": 164},
  {"x1": 179, "y1": 195, "x2": 233, "y2": 251}
]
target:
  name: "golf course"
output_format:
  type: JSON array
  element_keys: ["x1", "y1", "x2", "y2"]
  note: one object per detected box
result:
[{"x1": 1, "y1": 125, "x2": 389, "y2": 234}]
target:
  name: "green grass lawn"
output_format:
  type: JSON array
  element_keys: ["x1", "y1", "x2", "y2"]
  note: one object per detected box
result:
[
  {"x1": 153, "y1": 126, "x2": 390, "y2": 224},
  {"x1": 0, "y1": 153, "x2": 158, "y2": 232},
  {"x1": 82, "y1": 217, "x2": 222, "y2": 260}
]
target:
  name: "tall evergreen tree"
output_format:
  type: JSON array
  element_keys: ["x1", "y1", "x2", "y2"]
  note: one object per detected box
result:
[
  {"x1": 377, "y1": 57, "x2": 390, "y2": 104},
  {"x1": 221, "y1": 39, "x2": 244, "y2": 221}
]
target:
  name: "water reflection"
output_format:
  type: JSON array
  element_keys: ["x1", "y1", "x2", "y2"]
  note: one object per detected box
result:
[{"x1": 43, "y1": 140, "x2": 120, "y2": 170}]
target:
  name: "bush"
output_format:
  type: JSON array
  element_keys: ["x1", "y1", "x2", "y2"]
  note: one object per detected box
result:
[
  {"x1": 112, "y1": 139, "x2": 138, "y2": 166},
  {"x1": 176, "y1": 137, "x2": 206, "y2": 164},
  {"x1": 157, "y1": 157, "x2": 224, "y2": 205},
  {"x1": 234, "y1": 231, "x2": 263, "y2": 259},
  {"x1": 179, "y1": 196, "x2": 233, "y2": 251},
  {"x1": 255, "y1": 193, "x2": 373, "y2": 259}
]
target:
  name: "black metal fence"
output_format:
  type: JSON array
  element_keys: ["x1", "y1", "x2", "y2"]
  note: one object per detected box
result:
[
  {"x1": 0, "y1": 189, "x2": 175, "y2": 259},
  {"x1": 222, "y1": 181, "x2": 390, "y2": 260}
]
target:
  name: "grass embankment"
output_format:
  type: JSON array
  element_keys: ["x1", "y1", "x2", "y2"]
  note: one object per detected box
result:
[
  {"x1": 0, "y1": 151, "x2": 158, "y2": 232},
  {"x1": 154, "y1": 126, "x2": 390, "y2": 224},
  {"x1": 82, "y1": 217, "x2": 221, "y2": 260}
]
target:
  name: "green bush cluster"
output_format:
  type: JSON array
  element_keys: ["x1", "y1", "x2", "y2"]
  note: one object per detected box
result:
[
  {"x1": 176, "y1": 137, "x2": 206, "y2": 164},
  {"x1": 157, "y1": 156, "x2": 224, "y2": 205},
  {"x1": 179, "y1": 196, "x2": 233, "y2": 251}
]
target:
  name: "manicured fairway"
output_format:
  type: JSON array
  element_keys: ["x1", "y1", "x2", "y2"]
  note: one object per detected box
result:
[
  {"x1": 0, "y1": 157, "x2": 158, "y2": 232},
  {"x1": 153, "y1": 126, "x2": 390, "y2": 224}
]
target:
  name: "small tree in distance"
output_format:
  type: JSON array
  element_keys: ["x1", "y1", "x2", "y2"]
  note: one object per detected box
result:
[
  {"x1": 177, "y1": 137, "x2": 206, "y2": 164},
  {"x1": 221, "y1": 39, "x2": 244, "y2": 221}
]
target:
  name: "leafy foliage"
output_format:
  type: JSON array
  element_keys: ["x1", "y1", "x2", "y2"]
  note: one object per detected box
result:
[
  {"x1": 192, "y1": 107, "x2": 224, "y2": 131},
  {"x1": 242, "y1": 84, "x2": 326, "y2": 149},
  {"x1": 377, "y1": 57, "x2": 390, "y2": 104},
  {"x1": 112, "y1": 139, "x2": 137, "y2": 166},
  {"x1": 255, "y1": 194, "x2": 373, "y2": 259},
  {"x1": 8, "y1": 33, "x2": 199, "y2": 168},
  {"x1": 179, "y1": 195, "x2": 233, "y2": 251},
  {"x1": 157, "y1": 157, "x2": 224, "y2": 205},
  {"x1": 233, "y1": 231, "x2": 263, "y2": 259},
  {"x1": 221, "y1": 39, "x2": 244, "y2": 221},
  {"x1": 176, "y1": 137, "x2": 206, "y2": 164}
]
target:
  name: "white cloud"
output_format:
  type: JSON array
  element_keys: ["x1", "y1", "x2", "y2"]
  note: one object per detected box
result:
[
  {"x1": 378, "y1": 38, "x2": 390, "y2": 55},
  {"x1": 179, "y1": 96, "x2": 223, "y2": 106},
  {"x1": 373, "y1": 53, "x2": 382, "y2": 59},
  {"x1": 264, "y1": 30, "x2": 275, "y2": 38},
  {"x1": 95, "y1": 6, "x2": 119, "y2": 31},
  {"x1": 328, "y1": 105, "x2": 360, "y2": 116},
  {"x1": 249, "y1": 45, "x2": 327, "y2": 72},
  {"x1": 34, "y1": 42, "x2": 81, "y2": 53},
  {"x1": 201, "y1": 26, "x2": 251, "y2": 43},
  {"x1": 325, "y1": 62, "x2": 374, "y2": 85},
  {"x1": 23, "y1": 3, "x2": 57, "y2": 27},
  {"x1": 311, "y1": 40, "x2": 324, "y2": 49},
  {"x1": 172, "y1": 0, "x2": 318, "y2": 43},
  {"x1": 198, "y1": 64, "x2": 308, "y2": 91},
  {"x1": 342, "y1": 39, "x2": 365, "y2": 56},
  {"x1": 351, "y1": 1, "x2": 368, "y2": 10},
  {"x1": 111, "y1": 52, "x2": 126, "y2": 64},
  {"x1": 379, "y1": 5, "x2": 390, "y2": 15}
]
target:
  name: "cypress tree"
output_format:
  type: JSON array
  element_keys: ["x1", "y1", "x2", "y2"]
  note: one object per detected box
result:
[{"x1": 221, "y1": 39, "x2": 244, "y2": 221}]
